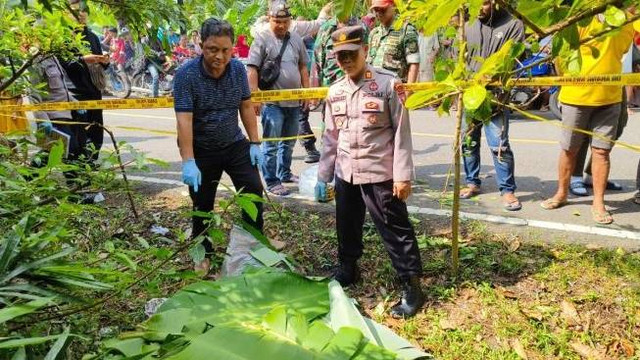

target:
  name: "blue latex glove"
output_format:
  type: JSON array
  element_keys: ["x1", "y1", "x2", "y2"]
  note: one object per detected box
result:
[
  {"x1": 249, "y1": 144, "x2": 264, "y2": 167},
  {"x1": 76, "y1": 109, "x2": 87, "y2": 115},
  {"x1": 315, "y1": 181, "x2": 327, "y2": 202},
  {"x1": 182, "y1": 158, "x2": 201, "y2": 193},
  {"x1": 40, "y1": 121, "x2": 53, "y2": 135}
]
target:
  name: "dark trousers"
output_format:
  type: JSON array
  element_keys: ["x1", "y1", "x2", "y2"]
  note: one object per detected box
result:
[
  {"x1": 573, "y1": 97, "x2": 627, "y2": 177},
  {"x1": 32, "y1": 113, "x2": 88, "y2": 186},
  {"x1": 335, "y1": 177, "x2": 422, "y2": 278},
  {"x1": 298, "y1": 107, "x2": 316, "y2": 150},
  {"x1": 190, "y1": 139, "x2": 264, "y2": 254},
  {"x1": 75, "y1": 94, "x2": 104, "y2": 162}
]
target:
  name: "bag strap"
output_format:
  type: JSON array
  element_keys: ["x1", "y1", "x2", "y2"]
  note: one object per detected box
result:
[{"x1": 275, "y1": 32, "x2": 291, "y2": 64}]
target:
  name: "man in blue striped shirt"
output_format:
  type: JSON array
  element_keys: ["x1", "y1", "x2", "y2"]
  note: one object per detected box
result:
[{"x1": 174, "y1": 18, "x2": 264, "y2": 274}]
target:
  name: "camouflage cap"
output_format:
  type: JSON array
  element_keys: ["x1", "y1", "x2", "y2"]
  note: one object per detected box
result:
[
  {"x1": 331, "y1": 25, "x2": 365, "y2": 53},
  {"x1": 268, "y1": 0, "x2": 292, "y2": 18}
]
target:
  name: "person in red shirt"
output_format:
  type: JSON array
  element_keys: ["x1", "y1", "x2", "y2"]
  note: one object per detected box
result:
[
  {"x1": 109, "y1": 29, "x2": 126, "y2": 69},
  {"x1": 173, "y1": 35, "x2": 192, "y2": 65},
  {"x1": 234, "y1": 35, "x2": 250, "y2": 58}
]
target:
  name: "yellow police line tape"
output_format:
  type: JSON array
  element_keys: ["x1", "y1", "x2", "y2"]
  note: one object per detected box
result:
[
  {"x1": 12, "y1": 116, "x2": 315, "y2": 142},
  {"x1": 4, "y1": 73, "x2": 640, "y2": 112}
]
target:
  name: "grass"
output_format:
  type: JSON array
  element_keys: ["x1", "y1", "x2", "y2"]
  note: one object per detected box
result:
[
  {"x1": 15, "y1": 187, "x2": 640, "y2": 359},
  {"x1": 265, "y1": 206, "x2": 640, "y2": 360}
]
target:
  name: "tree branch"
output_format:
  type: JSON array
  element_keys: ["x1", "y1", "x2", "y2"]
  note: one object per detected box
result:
[
  {"x1": 537, "y1": 0, "x2": 620, "y2": 38},
  {"x1": 0, "y1": 53, "x2": 40, "y2": 93},
  {"x1": 509, "y1": 12, "x2": 640, "y2": 77},
  {"x1": 495, "y1": 0, "x2": 545, "y2": 37},
  {"x1": 102, "y1": 126, "x2": 139, "y2": 220}
]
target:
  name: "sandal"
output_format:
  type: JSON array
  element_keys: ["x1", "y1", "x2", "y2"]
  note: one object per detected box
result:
[
  {"x1": 503, "y1": 199, "x2": 522, "y2": 211},
  {"x1": 569, "y1": 181, "x2": 588, "y2": 197},
  {"x1": 591, "y1": 208, "x2": 614, "y2": 225},
  {"x1": 267, "y1": 184, "x2": 290, "y2": 197},
  {"x1": 584, "y1": 180, "x2": 623, "y2": 191},
  {"x1": 540, "y1": 198, "x2": 568, "y2": 210},
  {"x1": 502, "y1": 193, "x2": 522, "y2": 211},
  {"x1": 460, "y1": 186, "x2": 481, "y2": 199}
]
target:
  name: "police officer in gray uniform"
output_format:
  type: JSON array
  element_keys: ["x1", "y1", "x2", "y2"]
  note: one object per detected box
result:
[{"x1": 315, "y1": 26, "x2": 424, "y2": 318}]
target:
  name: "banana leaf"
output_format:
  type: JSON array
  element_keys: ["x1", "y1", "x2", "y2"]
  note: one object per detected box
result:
[
  {"x1": 167, "y1": 306, "x2": 397, "y2": 360},
  {"x1": 324, "y1": 281, "x2": 431, "y2": 360},
  {"x1": 155, "y1": 270, "x2": 329, "y2": 330}
]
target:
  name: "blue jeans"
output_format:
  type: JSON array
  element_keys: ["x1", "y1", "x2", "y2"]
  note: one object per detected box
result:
[
  {"x1": 461, "y1": 111, "x2": 517, "y2": 194},
  {"x1": 261, "y1": 105, "x2": 301, "y2": 188},
  {"x1": 147, "y1": 63, "x2": 159, "y2": 97}
]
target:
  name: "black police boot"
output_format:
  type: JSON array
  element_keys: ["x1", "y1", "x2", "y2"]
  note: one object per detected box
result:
[
  {"x1": 332, "y1": 261, "x2": 361, "y2": 287},
  {"x1": 390, "y1": 276, "x2": 424, "y2": 318},
  {"x1": 304, "y1": 145, "x2": 321, "y2": 163}
]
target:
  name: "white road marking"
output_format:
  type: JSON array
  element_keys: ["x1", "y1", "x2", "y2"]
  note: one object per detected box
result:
[{"x1": 125, "y1": 175, "x2": 640, "y2": 241}]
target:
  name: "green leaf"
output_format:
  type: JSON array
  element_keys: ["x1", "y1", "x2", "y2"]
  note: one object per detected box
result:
[
  {"x1": 0, "y1": 297, "x2": 53, "y2": 324},
  {"x1": 405, "y1": 85, "x2": 453, "y2": 110},
  {"x1": 531, "y1": 41, "x2": 541, "y2": 54},
  {"x1": 444, "y1": 26, "x2": 457, "y2": 39},
  {"x1": 1, "y1": 247, "x2": 75, "y2": 283},
  {"x1": 114, "y1": 252, "x2": 137, "y2": 271},
  {"x1": 46, "y1": 141, "x2": 64, "y2": 168},
  {"x1": 236, "y1": 197, "x2": 258, "y2": 222},
  {"x1": 250, "y1": 247, "x2": 295, "y2": 271},
  {"x1": 324, "y1": 281, "x2": 430, "y2": 359},
  {"x1": 0, "y1": 335, "x2": 63, "y2": 349},
  {"x1": 44, "y1": 327, "x2": 70, "y2": 360},
  {"x1": 335, "y1": 0, "x2": 356, "y2": 23},
  {"x1": 10, "y1": 347, "x2": 26, "y2": 360},
  {"x1": 157, "y1": 271, "x2": 330, "y2": 329},
  {"x1": 463, "y1": 85, "x2": 487, "y2": 111},
  {"x1": 0, "y1": 232, "x2": 20, "y2": 275},
  {"x1": 188, "y1": 244, "x2": 205, "y2": 265},
  {"x1": 467, "y1": 0, "x2": 483, "y2": 20},
  {"x1": 168, "y1": 307, "x2": 396, "y2": 360},
  {"x1": 420, "y1": 0, "x2": 465, "y2": 36},
  {"x1": 102, "y1": 338, "x2": 158, "y2": 358},
  {"x1": 604, "y1": 5, "x2": 626, "y2": 27},
  {"x1": 473, "y1": 39, "x2": 524, "y2": 81}
]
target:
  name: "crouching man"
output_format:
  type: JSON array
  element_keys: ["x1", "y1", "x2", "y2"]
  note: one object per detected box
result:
[
  {"x1": 315, "y1": 26, "x2": 423, "y2": 318},
  {"x1": 174, "y1": 18, "x2": 265, "y2": 273}
]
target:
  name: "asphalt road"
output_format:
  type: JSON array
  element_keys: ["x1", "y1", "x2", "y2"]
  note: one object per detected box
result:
[{"x1": 102, "y1": 106, "x2": 640, "y2": 242}]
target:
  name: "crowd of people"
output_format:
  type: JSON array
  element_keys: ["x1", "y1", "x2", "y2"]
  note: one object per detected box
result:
[
  {"x1": 172, "y1": 0, "x2": 640, "y2": 318},
  {"x1": 26, "y1": 0, "x2": 640, "y2": 319}
]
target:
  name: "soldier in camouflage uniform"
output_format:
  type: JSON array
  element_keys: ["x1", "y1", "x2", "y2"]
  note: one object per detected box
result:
[
  {"x1": 367, "y1": 0, "x2": 420, "y2": 84},
  {"x1": 312, "y1": 18, "x2": 368, "y2": 88}
]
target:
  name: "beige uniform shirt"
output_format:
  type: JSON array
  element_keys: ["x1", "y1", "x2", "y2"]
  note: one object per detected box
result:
[{"x1": 318, "y1": 66, "x2": 414, "y2": 185}]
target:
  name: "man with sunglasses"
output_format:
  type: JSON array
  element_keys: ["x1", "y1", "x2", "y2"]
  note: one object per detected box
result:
[
  {"x1": 367, "y1": 0, "x2": 420, "y2": 84},
  {"x1": 315, "y1": 26, "x2": 423, "y2": 318}
]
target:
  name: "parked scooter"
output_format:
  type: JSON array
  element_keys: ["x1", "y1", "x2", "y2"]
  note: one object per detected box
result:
[{"x1": 511, "y1": 53, "x2": 560, "y2": 118}]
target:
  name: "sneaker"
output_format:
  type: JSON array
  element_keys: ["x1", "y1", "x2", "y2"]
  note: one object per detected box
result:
[
  {"x1": 304, "y1": 149, "x2": 321, "y2": 164},
  {"x1": 267, "y1": 184, "x2": 290, "y2": 196},
  {"x1": 282, "y1": 175, "x2": 299, "y2": 183}
]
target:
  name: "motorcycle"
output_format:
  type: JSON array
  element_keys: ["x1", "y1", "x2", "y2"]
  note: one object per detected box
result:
[
  {"x1": 511, "y1": 53, "x2": 560, "y2": 118},
  {"x1": 104, "y1": 62, "x2": 131, "y2": 98},
  {"x1": 129, "y1": 60, "x2": 175, "y2": 97}
]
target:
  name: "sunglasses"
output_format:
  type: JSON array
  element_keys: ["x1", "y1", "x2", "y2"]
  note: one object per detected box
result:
[
  {"x1": 337, "y1": 50, "x2": 359, "y2": 62},
  {"x1": 372, "y1": 7, "x2": 388, "y2": 13}
]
